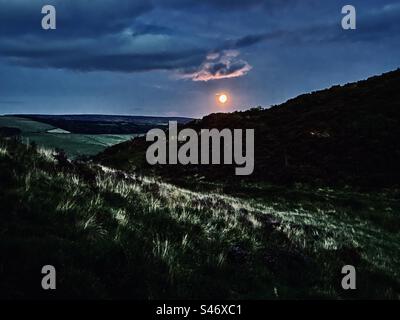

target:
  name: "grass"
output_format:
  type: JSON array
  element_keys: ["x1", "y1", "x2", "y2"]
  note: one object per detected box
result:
[
  {"x1": 0, "y1": 116, "x2": 136, "y2": 158},
  {"x1": 0, "y1": 137, "x2": 399, "y2": 299},
  {"x1": 23, "y1": 133, "x2": 137, "y2": 158},
  {"x1": 0, "y1": 116, "x2": 54, "y2": 133}
]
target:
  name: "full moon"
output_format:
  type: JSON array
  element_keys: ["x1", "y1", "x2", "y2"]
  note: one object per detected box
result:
[{"x1": 218, "y1": 94, "x2": 228, "y2": 104}]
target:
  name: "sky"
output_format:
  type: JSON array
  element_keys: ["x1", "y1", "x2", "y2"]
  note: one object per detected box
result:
[{"x1": 0, "y1": 0, "x2": 399, "y2": 118}]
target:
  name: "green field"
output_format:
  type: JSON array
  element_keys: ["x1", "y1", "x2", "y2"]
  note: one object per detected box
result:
[
  {"x1": 0, "y1": 116, "x2": 136, "y2": 158},
  {"x1": 0, "y1": 116, "x2": 54, "y2": 133}
]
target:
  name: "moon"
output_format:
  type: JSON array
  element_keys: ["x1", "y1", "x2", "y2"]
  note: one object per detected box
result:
[{"x1": 218, "y1": 94, "x2": 228, "y2": 104}]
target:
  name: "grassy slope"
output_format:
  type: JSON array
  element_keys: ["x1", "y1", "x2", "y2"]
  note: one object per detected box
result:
[
  {"x1": 1, "y1": 138, "x2": 399, "y2": 299},
  {"x1": 24, "y1": 133, "x2": 137, "y2": 158},
  {"x1": 0, "y1": 116, "x2": 55, "y2": 132},
  {"x1": 0, "y1": 116, "x2": 135, "y2": 158}
]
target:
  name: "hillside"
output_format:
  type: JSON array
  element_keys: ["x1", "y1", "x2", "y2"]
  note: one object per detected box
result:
[
  {"x1": 0, "y1": 137, "x2": 399, "y2": 299},
  {"x1": 96, "y1": 69, "x2": 400, "y2": 189}
]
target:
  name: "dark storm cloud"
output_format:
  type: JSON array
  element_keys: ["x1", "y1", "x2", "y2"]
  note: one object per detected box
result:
[
  {"x1": 224, "y1": 3, "x2": 400, "y2": 47},
  {"x1": 223, "y1": 32, "x2": 288, "y2": 49},
  {"x1": 131, "y1": 23, "x2": 175, "y2": 37},
  {"x1": 156, "y1": 0, "x2": 304, "y2": 11},
  {"x1": 0, "y1": 0, "x2": 398, "y2": 78},
  {"x1": 0, "y1": 36, "x2": 252, "y2": 79},
  {"x1": 0, "y1": 0, "x2": 302, "y2": 39},
  {"x1": 0, "y1": 0, "x2": 264, "y2": 77},
  {"x1": 230, "y1": 34, "x2": 271, "y2": 48},
  {"x1": 0, "y1": 1, "x2": 205, "y2": 74},
  {"x1": 327, "y1": 3, "x2": 400, "y2": 42},
  {"x1": 267, "y1": 2, "x2": 400, "y2": 45},
  {"x1": 0, "y1": 0, "x2": 152, "y2": 37},
  {"x1": 5, "y1": 50, "x2": 206, "y2": 73}
]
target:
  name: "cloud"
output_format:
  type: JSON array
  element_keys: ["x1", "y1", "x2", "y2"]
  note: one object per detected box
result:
[
  {"x1": 178, "y1": 50, "x2": 252, "y2": 81},
  {"x1": 0, "y1": 0, "x2": 265, "y2": 77},
  {"x1": 0, "y1": 0, "x2": 152, "y2": 38},
  {"x1": 0, "y1": 0, "x2": 300, "y2": 39},
  {"x1": 0, "y1": 0, "x2": 328, "y2": 78},
  {"x1": 130, "y1": 23, "x2": 175, "y2": 37},
  {"x1": 217, "y1": 3, "x2": 400, "y2": 47},
  {"x1": 336, "y1": 2, "x2": 400, "y2": 41},
  {"x1": 156, "y1": 0, "x2": 303, "y2": 11},
  {"x1": 0, "y1": 0, "x2": 397, "y2": 78},
  {"x1": 0, "y1": 1, "x2": 206, "y2": 74},
  {"x1": 222, "y1": 31, "x2": 288, "y2": 50},
  {"x1": 0, "y1": 41, "x2": 206, "y2": 73}
]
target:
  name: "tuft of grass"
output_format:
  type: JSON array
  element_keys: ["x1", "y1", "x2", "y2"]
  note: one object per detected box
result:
[{"x1": 0, "y1": 146, "x2": 7, "y2": 157}]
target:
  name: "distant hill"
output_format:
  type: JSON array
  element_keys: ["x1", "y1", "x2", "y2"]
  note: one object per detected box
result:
[
  {"x1": 10, "y1": 114, "x2": 194, "y2": 134},
  {"x1": 95, "y1": 69, "x2": 400, "y2": 189}
]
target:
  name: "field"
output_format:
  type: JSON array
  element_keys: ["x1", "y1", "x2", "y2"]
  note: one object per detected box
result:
[
  {"x1": 0, "y1": 138, "x2": 399, "y2": 299},
  {"x1": 0, "y1": 116, "x2": 136, "y2": 158},
  {"x1": 23, "y1": 133, "x2": 137, "y2": 158},
  {"x1": 0, "y1": 116, "x2": 54, "y2": 132}
]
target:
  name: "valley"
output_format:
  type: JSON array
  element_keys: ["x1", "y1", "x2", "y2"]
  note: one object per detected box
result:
[
  {"x1": 0, "y1": 69, "x2": 399, "y2": 299},
  {"x1": 0, "y1": 115, "x2": 193, "y2": 158}
]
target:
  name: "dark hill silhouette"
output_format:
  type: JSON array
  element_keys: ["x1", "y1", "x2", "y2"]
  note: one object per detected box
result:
[{"x1": 95, "y1": 69, "x2": 400, "y2": 189}]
